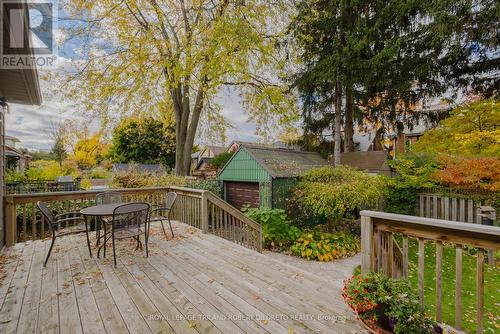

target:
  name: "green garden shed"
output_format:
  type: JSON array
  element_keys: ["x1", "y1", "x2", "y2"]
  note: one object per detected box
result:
[{"x1": 218, "y1": 144, "x2": 329, "y2": 209}]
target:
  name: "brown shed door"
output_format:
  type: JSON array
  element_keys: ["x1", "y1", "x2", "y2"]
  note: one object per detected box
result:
[{"x1": 225, "y1": 182, "x2": 260, "y2": 209}]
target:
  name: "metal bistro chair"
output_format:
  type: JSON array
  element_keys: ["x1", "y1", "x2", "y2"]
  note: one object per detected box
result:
[
  {"x1": 37, "y1": 201, "x2": 92, "y2": 266},
  {"x1": 98, "y1": 202, "x2": 150, "y2": 266},
  {"x1": 95, "y1": 191, "x2": 122, "y2": 246},
  {"x1": 149, "y1": 192, "x2": 177, "y2": 238}
]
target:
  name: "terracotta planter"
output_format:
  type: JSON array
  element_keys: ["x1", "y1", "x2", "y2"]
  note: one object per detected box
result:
[
  {"x1": 354, "y1": 306, "x2": 393, "y2": 334},
  {"x1": 360, "y1": 318, "x2": 393, "y2": 334}
]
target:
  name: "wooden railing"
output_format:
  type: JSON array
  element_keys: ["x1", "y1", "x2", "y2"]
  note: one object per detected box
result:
[
  {"x1": 4, "y1": 186, "x2": 262, "y2": 252},
  {"x1": 361, "y1": 210, "x2": 500, "y2": 334},
  {"x1": 205, "y1": 192, "x2": 262, "y2": 251}
]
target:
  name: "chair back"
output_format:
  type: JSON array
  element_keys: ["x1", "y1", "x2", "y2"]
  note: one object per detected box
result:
[
  {"x1": 164, "y1": 192, "x2": 178, "y2": 210},
  {"x1": 96, "y1": 191, "x2": 122, "y2": 205},
  {"x1": 37, "y1": 201, "x2": 55, "y2": 224},
  {"x1": 37, "y1": 201, "x2": 57, "y2": 234},
  {"x1": 112, "y1": 202, "x2": 150, "y2": 228}
]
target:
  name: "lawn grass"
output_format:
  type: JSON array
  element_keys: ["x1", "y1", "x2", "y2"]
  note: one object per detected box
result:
[{"x1": 406, "y1": 240, "x2": 500, "y2": 334}]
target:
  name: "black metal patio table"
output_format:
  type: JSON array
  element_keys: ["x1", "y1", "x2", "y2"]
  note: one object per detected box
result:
[{"x1": 80, "y1": 202, "x2": 139, "y2": 257}]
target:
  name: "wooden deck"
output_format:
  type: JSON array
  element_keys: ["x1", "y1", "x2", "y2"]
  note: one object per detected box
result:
[{"x1": 0, "y1": 222, "x2": 365, "y2": 334}]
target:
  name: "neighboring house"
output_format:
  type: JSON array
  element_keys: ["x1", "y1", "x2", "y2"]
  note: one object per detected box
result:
[
  {"x1": 5, "y1": 136, "x2": 30, "y2": 172},
  {"x1": 227, "y1": 140, "x2": 300, "y2": 153},
  {"x1": 112, "y1": 163, "x2": 164, "y2": 173},
  {"x1": 191, "y1": 145, "x2": 226, "y2": 176},
  {"x1": 339, "y1": 151, "x2": 392, "y2": 176},
  {"x1": 353, "y1": 100, "x2": 450, "y2": 158},
  {"x1": 0, "y1": 0, "x2": 43, "y2": 247},
  {"x1": 199, "y1": 145, "x2": 226, "y2": 159},
  {"x1": 191, "y1": 157, "x2": 218, "y2": 178},
  {"x1": 227, "y1": 140, "x2": 262, "y2": 153},
  {"x1": 218, "y1": 144, "x2": 329, "y2": 210},
  {"x1": 190, "y1": 151, "x2": 201, "y2": 169}
]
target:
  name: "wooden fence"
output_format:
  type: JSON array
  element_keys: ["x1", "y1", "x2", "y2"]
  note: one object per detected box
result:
[
  {"x1": 4, "y1": 186, "x2": 262, "y2": 252},
  {"x1": 6, "y1": 180, "x2": 81, "y2": 195},
  {"x1": 361, "y1": 210, "x2": 500, "y2": 334},
  {"x1": 418, "y1": 193, "x2": 488, "y2": 223}
]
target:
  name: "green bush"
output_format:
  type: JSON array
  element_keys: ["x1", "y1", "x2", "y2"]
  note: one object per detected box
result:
[
  {"x1": 290, "y1": 231, "x2": 360, "y2": 261},
  {"x1": 208, "y1": 152, "x2": 233, "y2": 170},
  {"x1": 25, "y1": 160, "x2": 69, "y2": 181},
  {"x1": 242, "y1": 208, "x2": 302, "y2": 250},
  {"x1": 6, "y1": 169, "x2": 25, "y2": 183},
  {"x1": 343, "y1": 273, "x2": 438, "y2": 334},
  {"x1": 384, "y1": 152, "x2": 439, "y2": 214},
  {"x1": 292, "y1": 165, "x2": 385, "y2": 226},
  {"x1": 186, "y1": 178, "x2": 222, "y2": 197},
  {"x1": 89, "y1": 167, "x2": 111, "y2": 179},
  {"x1": 383, "y1": 185, "x2": 419, "y2": 215}
]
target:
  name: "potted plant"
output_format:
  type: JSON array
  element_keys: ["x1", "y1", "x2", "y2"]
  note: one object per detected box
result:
[{"x1": 343, "y1": 273, "x2": 442, "y2": 334}]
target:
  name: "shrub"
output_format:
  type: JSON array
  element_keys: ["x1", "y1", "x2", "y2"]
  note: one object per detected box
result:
[
  {"x1": 6, "y1": 170, "x2": 25, "y2": 183},
  {"x1": 80, "y1": 177, "x2": 92, "y2": 190},
  {"x1": 89, "y1": 167, "x2": 112, "y2": 179},
  {"x1": 242, "y1": 208, "x2": 302, "y2": 250},
  {"x1": 434, "y1": 156, "x2": 500, "y2": 192},
  {"x1": 293, "y1": 166, "x2": 385, "y2": 225},
  {"x1": 343, "y1": 273, "x2": 438, "y2": 334},
  {"x1": 384, "y1": 152, "x2": 439, "y2": 214},
  {"x1": 412, "y1": 99, "x2": 500, "y2": 157},
  {"x1": 208, "y1": 152, "x2": 233, "y2": 170},
  {"x1": 186, "y1": 178, "x2": 223, "y2": 197},
  {"x1": 290, "y1": 231, "x2": 360, "y2": 261},
  {"x1": 111, "y1": 170, "x2": 187, "y2": 188},
  {"x1": 25, "y1": 160, "x2": 67, "y2": 181}
]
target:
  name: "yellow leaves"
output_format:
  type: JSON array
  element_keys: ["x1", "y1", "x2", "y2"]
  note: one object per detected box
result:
[{"x1": 68, "y1": 131, "x2": 109, "y2": 170}]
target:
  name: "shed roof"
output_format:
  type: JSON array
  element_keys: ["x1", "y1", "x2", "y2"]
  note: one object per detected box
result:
[
  {"x1": 242, "y1": 144, "x2": 329, "y2": 178},
  {"x1": 340, "y1": 151, "x2": 391, "y2": 174}
]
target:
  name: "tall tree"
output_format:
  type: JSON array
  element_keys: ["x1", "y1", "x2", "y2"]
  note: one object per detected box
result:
[
  {"x1": 109, "y1": 117, "x2": 176, "y2": 167},
  {"x1": 70, "y1": 133, "x2": 110, "y2": 169},
  {"x1": 49, "y1": 121, "x2": 68, "y2": 166},
  {"x1": 412, "y1": 99, "x2": 500, "y2": 157},
  {"x1": 291, "y1": 0, "x2": 499, "y2": 162},
  {"x1": 62, "y1": 0, "x2": 298, "y2": 175}
]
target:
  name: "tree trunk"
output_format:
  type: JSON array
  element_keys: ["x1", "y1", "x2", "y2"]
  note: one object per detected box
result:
[
  {"x1": 171, "y1": 82, "x2": 206, "y2": 176},
  {"x1": 171, "y1": 88, "x2": 188, "y2": 175},
  {"x1": 344, "y1": 85, "x2": 354, "y2": 152},
  {"x1": 334, "y1": 81, "x2": 342, "y2": 166},
  {"x1": 181, "y1": 85, "x2": 205, "y2": 174}
]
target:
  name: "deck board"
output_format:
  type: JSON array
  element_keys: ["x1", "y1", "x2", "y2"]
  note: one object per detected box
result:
[{"x1": 0, "y1": 222, "x2": 365, "y2": 334}]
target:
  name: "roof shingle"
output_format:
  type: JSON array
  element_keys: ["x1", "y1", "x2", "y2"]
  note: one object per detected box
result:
[{"x1": 242, "y1": 144, "x2": 329, "y2": 178}]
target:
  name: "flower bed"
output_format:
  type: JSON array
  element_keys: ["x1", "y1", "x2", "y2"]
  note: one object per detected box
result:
[{"x1": 242, "y1": 207, "x2": 360, "y2": 261}]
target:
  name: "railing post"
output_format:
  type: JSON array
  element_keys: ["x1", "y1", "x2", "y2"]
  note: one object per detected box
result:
[
  {"x1": 200, "y1": 191, "x2": 208, "y2": 233},
  {"x1": 361, "y1": 214, "x2": 374, "y2": 275},
  {"x1": 257, "y1": 227, "x2": 262, "y2": 253},
  {"x1": 5, "y1": 196, "x2": 16, "y2": 246}
]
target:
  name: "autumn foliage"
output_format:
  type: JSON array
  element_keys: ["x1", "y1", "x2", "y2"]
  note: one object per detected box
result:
[{"x1": 433, "y1": 156, "x2": 500, "y2": 192}]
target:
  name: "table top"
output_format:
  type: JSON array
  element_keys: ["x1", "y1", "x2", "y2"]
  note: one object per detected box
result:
[{"x1": 80, "y1": 203, "x2": 138, "y2": 216}]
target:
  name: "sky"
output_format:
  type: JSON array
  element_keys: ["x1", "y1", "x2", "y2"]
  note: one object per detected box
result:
[
  {"x1": 5, "y1": 66, "x2": 260, "y2": 151},
  {"x1": 5, "y1": 4, "x2": 262, "y2": 151}
]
